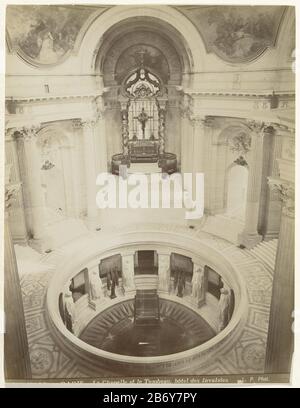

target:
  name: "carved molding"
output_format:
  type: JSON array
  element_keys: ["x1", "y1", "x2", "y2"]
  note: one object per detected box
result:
[
  {"x1": 14, "y1": 125, "x2": 41, "y2": 140},
  {"x1": 5, "y1": 183, "x2": 21, "y2": 210},
  {"x1": 268, "y1": 178, "x2": 295, "y2": 218},
  {"x1": 229, "y1": 132, "x2": 251, "y2": 155},
  {"x1": 81, "y1": 119, "x2": 96, "y2": 130},
  {"x1": 180, "y1": 94, "x2": 193, "y2": 119},
  {"x1": 246, "y1": 120, "x2": 274, "y2": 135}
]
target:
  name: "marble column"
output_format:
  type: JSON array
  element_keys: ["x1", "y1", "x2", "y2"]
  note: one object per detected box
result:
[
  {"x1": 258, "y1": 131, "x2": 282, "y2": 240},
  {"x1": 191, "y1": 117, "x2": 206, "y2": 175},
  {"x1": 5, "y1": 128, "x2": 28, "y2": 244},
  {"x1": 16, "y1": 126, "x2": 47, "y2": 250},
  {"x1": 97, "y1": 113, "x2": 108, "y2": 174},
  {"x1": 265, "y1": 179, "x2": 295, "y2": 374},
  {"x1": 95, "y1": 96, "x2": 108, "y2": 174},
  {"x1": 121, "y1": 252, "x2": 135, "y2": 293},
  {"x1": 4, "y1": 184, "x2": 32, "y2": 380},
  {"x1": 82, "y1": 119, "x2": 98, "y2": 229},
  {"x1": 238, "y1": 122, "x2": 273, "y2": 248},
  {"x1": 157, "y1": 252, "x2": 170, "y2": 293}
]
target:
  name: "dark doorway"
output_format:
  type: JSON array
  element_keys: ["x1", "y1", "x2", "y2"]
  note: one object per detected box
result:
[{"x1": 134, "y1": 250, "x2": 158, "y2": 275}]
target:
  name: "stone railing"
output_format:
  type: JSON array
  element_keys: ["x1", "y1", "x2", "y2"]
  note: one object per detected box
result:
[{"x1": 46, "y1": 229, "x2": 248, "y2": 375}]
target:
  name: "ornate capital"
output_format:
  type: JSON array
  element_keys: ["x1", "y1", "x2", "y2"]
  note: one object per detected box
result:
[
  {"x1": 81, "y1": 119, "x2": 96, "y2": 130},
  {"x1": 268, "y1": 178, "x2": 295, "y2": 218},
  {"x1": 201, "y1": 116, "x2": 219, "y2": 128},
  {"x1": 5, "y1": 128, "x2": 17, "y2": 140},
  {"x1": 5, "y1": 183, "x2": 21, "y2": 210},
  {"x1": 246, "y1": 120, "x2": 274, "y2": 135},
  {"x1": 14, "y1": 125, "x2": 40, "y2": 140}
]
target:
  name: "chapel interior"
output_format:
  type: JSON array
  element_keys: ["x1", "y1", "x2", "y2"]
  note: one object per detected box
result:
[{"x1": 4, "y1": 4, "x2": 295, "y2": 381}]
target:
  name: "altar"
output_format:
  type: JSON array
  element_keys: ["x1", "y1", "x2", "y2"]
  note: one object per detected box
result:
[
  {"x1": 129, "y1": 139, "x2": 159, "y2": 163},
  {"x1": 110, "y1": 62, "x2": 178, "y2": 175}
]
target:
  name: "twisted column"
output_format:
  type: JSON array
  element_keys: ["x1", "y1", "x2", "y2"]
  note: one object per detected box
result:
[
  {"x1": 120, "y1": 99, "x2": 129, "y2": 158},
  {"x1": 158, "y1": 107, "x2": 166, "y2": 156}
]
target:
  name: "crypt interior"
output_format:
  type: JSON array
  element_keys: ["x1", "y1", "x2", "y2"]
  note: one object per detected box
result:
[{"x1": 4, "y1": 4, "x2": 295, "y2": 380}]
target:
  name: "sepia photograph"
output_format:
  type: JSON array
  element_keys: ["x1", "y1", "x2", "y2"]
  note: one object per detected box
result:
[{"x1": 2, "y1": 1, "x2": 297, "y2": 387}]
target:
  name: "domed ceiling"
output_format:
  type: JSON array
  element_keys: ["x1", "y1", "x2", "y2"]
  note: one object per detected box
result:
[{"x1": 6, "y1": 5, "x2": 287, "y2": 66}]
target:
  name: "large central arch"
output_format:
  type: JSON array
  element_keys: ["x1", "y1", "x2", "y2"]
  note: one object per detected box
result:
[{"x1": 79, "y1": 5, "x2": 206, "y2": 76}]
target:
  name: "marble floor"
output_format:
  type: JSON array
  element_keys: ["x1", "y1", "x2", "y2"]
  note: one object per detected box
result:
[{"x1": 79, "y1": 298, "x2": 215, "y2": 356}]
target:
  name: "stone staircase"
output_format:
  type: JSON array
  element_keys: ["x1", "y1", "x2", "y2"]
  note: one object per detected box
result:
[
  {"x1": 134, "y1": 289, "x2": 160, "y2": 327},
  {"x1": 248, "y1": 239, "x2": 278, "y2": 271}
]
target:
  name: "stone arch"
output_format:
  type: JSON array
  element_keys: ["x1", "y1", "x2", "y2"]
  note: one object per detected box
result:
[
  {"x1": 78, "y1": 5, "x2": 206, "y2": 78},
  {"x1": 98, "y1": 23, "x2": 184, "y2": 86}
]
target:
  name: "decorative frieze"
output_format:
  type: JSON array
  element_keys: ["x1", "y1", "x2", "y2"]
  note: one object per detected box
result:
[
  {"x1": 246, "y1": 120, "x2": 274, "y2": 135},
  {"x1": 14, "y1": 125, "x2": 41, "y2": 140},
  {"x1": 268, "y1": 178, "x2": 295, "y2": 218},
  {"x1": 81, "y1": 119, "x2": 96, "y2": 130}
]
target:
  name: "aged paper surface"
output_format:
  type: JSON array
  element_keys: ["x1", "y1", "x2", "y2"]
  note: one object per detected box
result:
[{"x1": 1, "y1": 0, "x2": 299, "y2": 388}]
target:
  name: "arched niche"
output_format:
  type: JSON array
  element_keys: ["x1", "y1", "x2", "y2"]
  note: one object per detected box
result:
[
  {"x1": 96, "y1": 19, "x2": 186, "y2": 86},
  {"x1": 207, "y1": 123, "x2": 251, "y2": 216},
  {"x1": 36, "y1": 124, "x2": 77, "y2": 222},
  {"x1": 225, "y1": 163, "x2": 249, "y2": 221},
  {"x1": 79, "y1": 6, "x2": 204, "y2": 76}
]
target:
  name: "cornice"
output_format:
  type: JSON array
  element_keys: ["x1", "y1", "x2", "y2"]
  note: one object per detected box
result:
[{"x1": 5, "y1": 92, "x2": 104, "y2": 104}]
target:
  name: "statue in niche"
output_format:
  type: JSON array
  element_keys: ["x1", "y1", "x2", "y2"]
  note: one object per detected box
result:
[
  {"x1": 107, "y1": 267, "x2": 119, "y2": 299},
  {"x1": 177, "y1": 273, "x2": 186, "y2": 298},
  {"x1": 218, "y1": 288, "x2": 231, "y2": 332},
  {"x1": 64, "y1": 289, "x2": 76, "y2": 333},
  {"x1": 192, "y1": 267, "x2": 205, "y2": 307},
  {"x1": 123, "y1": 260, "x2": 134, "y2": 289},
  {"x1": 89, "y1": 271, "x2": 104, "y2": 301},
  {"x1": 174, "y1": 270, "x2": 186, "y2": 298}
]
